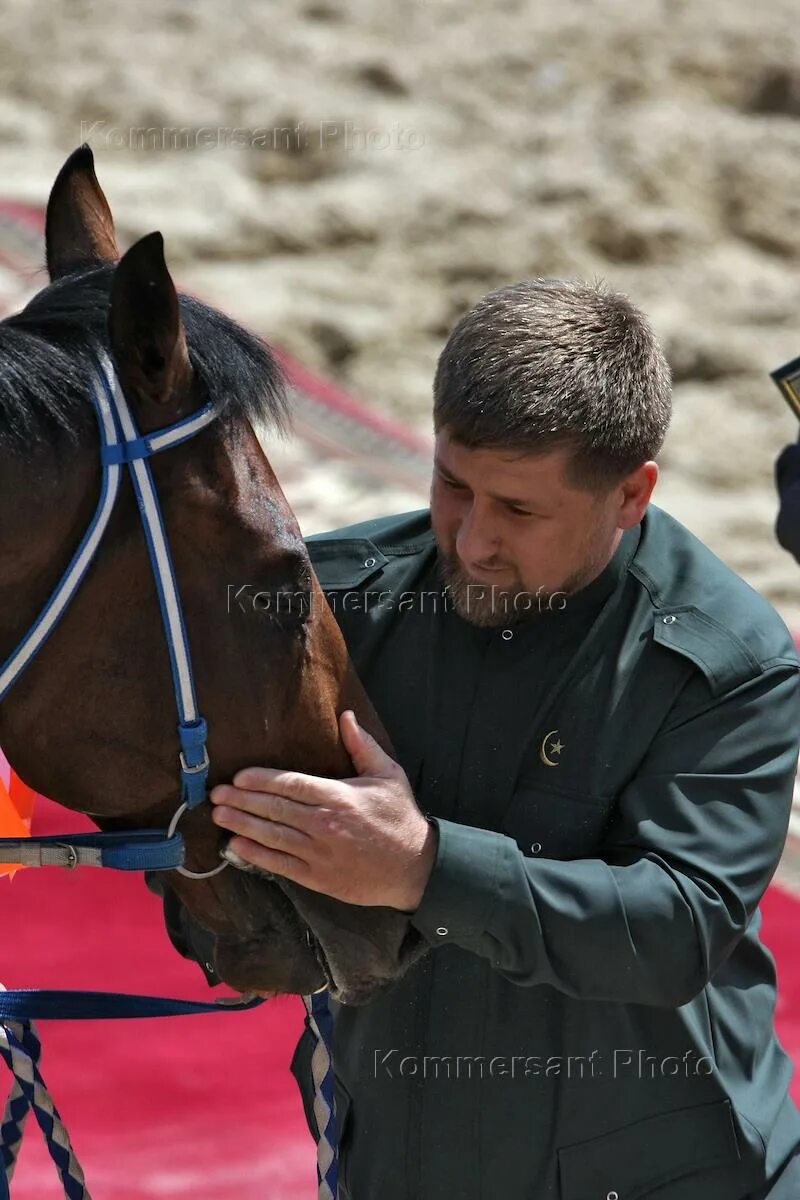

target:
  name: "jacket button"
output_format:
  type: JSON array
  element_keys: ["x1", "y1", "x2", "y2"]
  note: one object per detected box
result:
[
  {"x1": 501, "y1": 629, "x2": 513, "y2": 641},
  {"x1": 364, "y1": 557, "x2": 376, "y2": 568},
  {"x1": 662, "y1": 614, "x2": 676, "y2": 624},
  {"x1": 607, "y1": 1192, "x2": 619, "y2": 1200},
  {"x1": 530, "y1": 842, "x2": 542, "y2": 854},
  {"x1": 436, "y1": 926, "x2": 449, "y2": 936}
]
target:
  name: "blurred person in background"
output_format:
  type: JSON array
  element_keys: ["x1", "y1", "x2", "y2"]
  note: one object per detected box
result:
[{"x1": 775, "y1": 431, "x2": 800, "y2": 564}]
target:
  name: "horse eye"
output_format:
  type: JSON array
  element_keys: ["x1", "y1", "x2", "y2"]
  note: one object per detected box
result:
[{"x1": 252, "y1": 587, "x2": 312, "y2": 628}]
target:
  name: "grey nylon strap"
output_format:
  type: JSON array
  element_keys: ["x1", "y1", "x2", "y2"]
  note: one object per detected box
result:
[{"x1": 2, "y1": 843, "x2": 103, "y2": 869}]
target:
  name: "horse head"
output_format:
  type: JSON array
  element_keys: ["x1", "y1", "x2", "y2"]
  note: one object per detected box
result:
[{"x1": 0, "y1": 146, "x2": 426, "y2": 1004}]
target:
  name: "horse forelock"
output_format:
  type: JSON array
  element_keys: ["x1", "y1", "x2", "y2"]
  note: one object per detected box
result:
[{"x1": 0, "y1": 262, "x2": 290, "y2": 454}]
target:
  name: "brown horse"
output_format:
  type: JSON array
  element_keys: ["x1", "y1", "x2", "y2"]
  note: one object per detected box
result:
[{"x1": 0, "y1": 146, "x2": 424, "y2": 1004}]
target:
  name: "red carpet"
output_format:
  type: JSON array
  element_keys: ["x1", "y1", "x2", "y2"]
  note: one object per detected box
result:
[
  {"x1": 758, "y1": 884, "x2": 800, "y2": 1095},
  {"x1": 7, "y1": 799, "x2": 314, "y2": 1199}
]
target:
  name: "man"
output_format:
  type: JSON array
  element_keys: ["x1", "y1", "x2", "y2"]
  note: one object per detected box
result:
[{"x1": 205, "y1": 279, "x2": 800, "y2": 1197}]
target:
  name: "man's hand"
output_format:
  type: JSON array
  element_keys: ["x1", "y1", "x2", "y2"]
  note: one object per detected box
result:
[{"x1": 209, "y1": 710, "x2": 438, "y2": 911}]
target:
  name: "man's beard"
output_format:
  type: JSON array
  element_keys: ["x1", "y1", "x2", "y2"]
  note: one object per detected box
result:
[{"x1": 435, "y1": 539, "x2": 613, "y2": 628}]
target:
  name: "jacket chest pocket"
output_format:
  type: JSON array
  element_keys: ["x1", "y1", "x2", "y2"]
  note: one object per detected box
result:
[
  {"x1": 500, "y1": 785, "x2": 615, "y2": 860},
  {"x1": 557, "y1": 1099, "x2": 744, "y2": 1199}
]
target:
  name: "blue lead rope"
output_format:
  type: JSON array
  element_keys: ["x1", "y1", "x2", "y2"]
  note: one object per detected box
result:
[
  {"x1": 0, "y1": 1019, "x2": 89, "y2": 1199},
  {"x1": 0, "y1": 987, "x2": 338, "y2": 1199},
  {"x1": 0, "y1": 989, "x2": 265, "y2": 1022},
  {"x1": 303, "y1": 990, "x2": 339, "y2": 1200},
  {"x1": 0, "y1": 987, "x2": 265, "y2": 1200}
]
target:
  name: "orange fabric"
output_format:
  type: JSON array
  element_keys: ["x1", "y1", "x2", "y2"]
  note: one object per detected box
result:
[{"x1": 0, "y1": 766, "x2": 35, "y2": 878}]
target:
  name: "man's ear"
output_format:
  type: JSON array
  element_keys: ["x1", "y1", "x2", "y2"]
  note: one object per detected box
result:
[
  {"x1": 619, "y1": 461, "x2": 658, "y2": 527},
  {"x1": 108, "y1": 231, "x2": 194, "y2": 422},
  {"x1": 45, "y1": 145, "x2": 119, "y2": 281}
]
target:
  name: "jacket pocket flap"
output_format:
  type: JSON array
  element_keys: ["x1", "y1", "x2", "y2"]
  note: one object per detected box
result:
[
  {"x1": 557, "y1": 1099, "x2": 741, "y2": 1200},
  {"x1": 289, "y1": 1025, "x2": 320, "y2": 1140},
  {"x1": 652, "y1": 609, "x2": 760, "y2": 696},
  {"x1": 307, "y1": 538, "x2": 388, "y2": 590},
  {"x1": 500, "y1": 787, "x2": 615, "y2": 859}
]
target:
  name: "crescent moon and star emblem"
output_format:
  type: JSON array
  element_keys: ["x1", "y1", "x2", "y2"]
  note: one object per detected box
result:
[{"x1": 539, "y1": 729, "x2": 565, "y2": 768}]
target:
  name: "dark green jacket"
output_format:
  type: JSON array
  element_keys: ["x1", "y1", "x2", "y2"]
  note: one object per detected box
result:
[{"x1": 290, "y1": 503, "x2": 800, "y2": 1200}]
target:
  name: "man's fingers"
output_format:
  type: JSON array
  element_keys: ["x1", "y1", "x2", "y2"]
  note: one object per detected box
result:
[
  {"x1": 212, "y1": 804, "x2": 313, "y2": 856},
  {"x1": 230, "y1": 767, "x2": 328, "y2": 803},
  {"x1": 339, "y1": 710, "x2": 400, "y2": 780},
  {"x1": 210, "y1": 784, "x2": 317, "y2": 829},
  {"x1": 222, "y1": 836, "x2": 310, "y2": 885}
]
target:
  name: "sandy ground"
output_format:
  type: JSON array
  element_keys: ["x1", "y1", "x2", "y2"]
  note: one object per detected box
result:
[{"x1": 3, "y1": 0, "x2": 800, "y2": 623}]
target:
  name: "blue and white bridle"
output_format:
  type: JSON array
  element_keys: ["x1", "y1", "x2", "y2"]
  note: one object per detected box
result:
[
  {"x1": 0, "y1": 350, "x2": 225, "y2": 878},
  {"x1": 0, "y1": 352, "x2": 339, "y2": 1200}
]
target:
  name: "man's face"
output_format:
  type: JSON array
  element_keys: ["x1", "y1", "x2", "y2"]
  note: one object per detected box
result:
[{"x1": 430, "y1": 429, "x2": 648, "y2": 626}]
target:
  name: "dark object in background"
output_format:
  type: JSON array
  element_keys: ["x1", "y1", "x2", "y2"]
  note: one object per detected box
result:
[
  {"x1": 772, "y1": 355, "x2": 800, "y2": 421},
  {"x1": 773, "y1": 355, "x2": 800, "y2": 564}
]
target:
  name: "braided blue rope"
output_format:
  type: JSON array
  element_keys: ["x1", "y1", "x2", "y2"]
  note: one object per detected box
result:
[
  {"x1": 0, "y1": 1075, "x2": 28, "y2": 1179},
  {"x1": 0, "y1": 1020, "x2": 90, "y2": 1199},
  {"x1": 0, "y1": 1019, "x2": 38, "y2": 1184},
  {"x1": 0, "y1": 989, "x2": 263, "y2": 1195},
  {"x1": 304, "y1": 989, "x2": 339, "y2": 1200}
]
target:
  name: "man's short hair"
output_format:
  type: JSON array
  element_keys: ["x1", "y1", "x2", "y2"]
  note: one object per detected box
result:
[{"x1": 432, "y1": 278, "x2": 671, "y2": 491}]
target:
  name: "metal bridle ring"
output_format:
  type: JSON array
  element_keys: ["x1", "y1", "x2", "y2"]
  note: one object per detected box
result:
[{"x1": 166, "y1": 801, "x2": 230, "y2": 880}]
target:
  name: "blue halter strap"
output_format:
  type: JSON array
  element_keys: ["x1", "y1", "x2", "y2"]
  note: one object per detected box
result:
[{"x1": 0, "y1": 352, "x2": 218, "y2": 876}]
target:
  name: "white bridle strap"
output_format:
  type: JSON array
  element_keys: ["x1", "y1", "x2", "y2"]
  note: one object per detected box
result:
[
  {"x1": 0, "y1": 350, "x2": 224, "y2": 877},
  {"x1": 95, "y1": 358, "x2": 208, "y2": 726},
  {"x1": 0, "y1": 373, "x2": 121, "y2": 699}
]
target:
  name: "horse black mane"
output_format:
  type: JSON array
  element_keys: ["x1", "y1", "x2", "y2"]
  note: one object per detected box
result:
[{"x1": 0, "y1": 261, "x2": 289, "y2": 453}]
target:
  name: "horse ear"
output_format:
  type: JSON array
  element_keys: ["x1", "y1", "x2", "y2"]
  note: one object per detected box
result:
[
  {"x1": 45, "y1": 145, "x2": 119, "y2": 281},
  {"x1": 108, "y1": 231, "x2": 194, "y2": 412}
]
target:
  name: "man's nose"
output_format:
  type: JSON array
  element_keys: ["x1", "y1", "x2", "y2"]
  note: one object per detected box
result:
[{"x1": 455, "y1": 503, "x2": 500, "y2": 566}]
